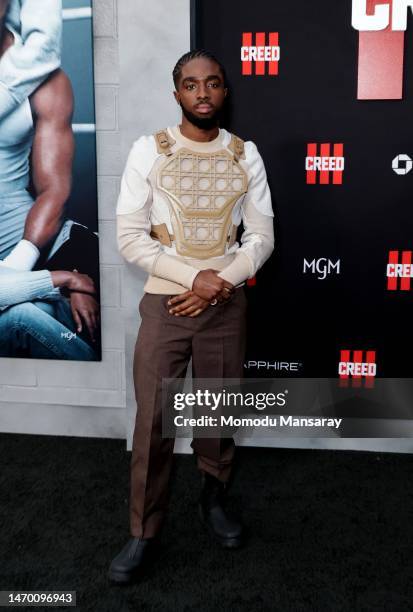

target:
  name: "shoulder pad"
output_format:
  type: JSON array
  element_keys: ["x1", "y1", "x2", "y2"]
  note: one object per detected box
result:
[
  {"x1": 228, "y1": 134, "x2": 246, "y2": 162},
  {"x1": 154, "y1": 129, "x2": 176, "y2": 156}
]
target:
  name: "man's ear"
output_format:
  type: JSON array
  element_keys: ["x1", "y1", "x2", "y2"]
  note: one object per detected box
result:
[
  {"x1": 173, "y1": 90, "x2": 180, "y2": 105},
  {"x1": 224, "y1": 87, "x2": 228, "y2": 98}
]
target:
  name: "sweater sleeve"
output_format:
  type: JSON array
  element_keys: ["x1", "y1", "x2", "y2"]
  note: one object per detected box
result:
[
  {"x1": 217, "y1": 141, "x2": 275, "y2": 286},
  {"x1": 116, "y1": 137, "x2": 200, "y2": 290},
  {"x1": 0, "y1": 0, "x2": 62, "y2": 121},
  {"x1": 0, "y1": 266, "x2": 62, "y2": 311}
]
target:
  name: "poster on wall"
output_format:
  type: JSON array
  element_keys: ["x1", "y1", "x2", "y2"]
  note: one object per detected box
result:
[{"x1": 0, "y1": 0, "x2": 101, "y2": 361}]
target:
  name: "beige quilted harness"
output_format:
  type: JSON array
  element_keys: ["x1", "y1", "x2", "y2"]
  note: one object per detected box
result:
[{"x1": 150, "y1": 129, "x2": 248, "y2": 259}]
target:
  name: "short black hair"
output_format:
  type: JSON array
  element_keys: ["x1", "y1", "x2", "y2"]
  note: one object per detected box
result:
[{"x1": 172, "y1": 49, "x2": 227, "y2": 89}]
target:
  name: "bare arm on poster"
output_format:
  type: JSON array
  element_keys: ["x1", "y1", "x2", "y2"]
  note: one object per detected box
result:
[
  {"x1": 24, "y1": 69, "x2": 74, "y2": 253},
  {"x1": 30, "y1": 71, "x2": 99, "y2": 341},
  {"x1": 25, "y1": 69, "x2": 98, "y2": 340},
  {"x1": 1, "y1": 69, "x2": 74, "y2": 271}
]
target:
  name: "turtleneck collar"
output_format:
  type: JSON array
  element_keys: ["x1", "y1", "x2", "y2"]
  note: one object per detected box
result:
[{"x1": 168, "y1": 125, "x2": 224, "y2": 152}]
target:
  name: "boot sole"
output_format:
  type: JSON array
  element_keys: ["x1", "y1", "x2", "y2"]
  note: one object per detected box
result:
[
  {"x1": 108, "y1": 542, "x2": 159, "y2": 585},
  {"x1": 198, "y1": 505, "x2": 243, "y2": 549}
]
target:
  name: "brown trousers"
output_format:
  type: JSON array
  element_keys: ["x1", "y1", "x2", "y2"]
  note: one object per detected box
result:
[{"x1": 130, "y1": 287, "x2": 247, "y2": 538}]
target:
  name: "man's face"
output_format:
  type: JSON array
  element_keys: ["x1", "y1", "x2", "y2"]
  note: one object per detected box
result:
[
  {"x1": 174, "y1": 57, "x2": 228, "y2": 128},
  {"x1": 0, "y1": 1, "x2": 9, "y2": 19}
]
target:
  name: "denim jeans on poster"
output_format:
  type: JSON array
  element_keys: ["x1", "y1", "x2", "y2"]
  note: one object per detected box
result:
[{"x1": 0, "y1": 298, "x2": 97, "y2": 360}]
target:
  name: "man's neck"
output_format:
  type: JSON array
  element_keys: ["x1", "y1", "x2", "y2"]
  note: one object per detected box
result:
[{"x1": 179, "y1": 117, "x2": 219, "y2": 142}]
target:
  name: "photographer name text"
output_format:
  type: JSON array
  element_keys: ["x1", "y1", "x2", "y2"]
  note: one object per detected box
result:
[{"x1": 174, "y1": 415, "x2": 342, "y2": 429}]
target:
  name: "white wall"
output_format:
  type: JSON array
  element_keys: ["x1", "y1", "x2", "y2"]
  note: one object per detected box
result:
[
  {"x1": 117, "y1": 0, "x2": 192, "y2": 452},
  {"x1": 1, "y1": 0, "x2": 413, "y2": 455}
]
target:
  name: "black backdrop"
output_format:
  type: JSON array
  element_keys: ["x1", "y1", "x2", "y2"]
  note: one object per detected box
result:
[{"x1": 192, "y1": 0, "x2": 413, "y2": 381}]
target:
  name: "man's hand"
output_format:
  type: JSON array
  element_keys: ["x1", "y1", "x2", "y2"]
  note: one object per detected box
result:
[
  {"x1": 70, "y1": 292, "x2": 100, "y2": 341},
  {"x1": 51, "y1": 270, "x2": 95, "y2": 295},
  {"x1": 66, "y1": 270, "x2": 96, "y2": 295},
  {"x1": 192, "y1": 269, "x2": 225, "y2": 301},
  {"x1": 168, "y1": 291, "x2": 210, "y2": 317},
  {"x1": 217, "y1": 279, "x2": 235, "y2": 302},
  {"x1": 168, "y1": 277, "x2": 235, "y2": 317}
]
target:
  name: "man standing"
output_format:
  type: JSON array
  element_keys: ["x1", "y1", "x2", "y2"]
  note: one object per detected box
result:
[{"x1": 110, "y1": 49, "x2": 274, "y2": 584}]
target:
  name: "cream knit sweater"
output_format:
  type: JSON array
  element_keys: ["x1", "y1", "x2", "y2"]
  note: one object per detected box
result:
[{"x1": 116, "y1": 125, "x2": 275, "y2": 294}]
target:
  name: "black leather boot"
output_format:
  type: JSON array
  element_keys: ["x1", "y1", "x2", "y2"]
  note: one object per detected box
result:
[
  {"x1": 198, "y1": 471, "x2": 243, "y2": 549},
  {"x1": 108, "y1": 537, "x2": 156, "y2": 584}
]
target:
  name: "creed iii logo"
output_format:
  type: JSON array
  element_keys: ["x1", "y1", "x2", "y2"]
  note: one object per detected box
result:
[
  {"x1": 338, "y1": 350, "x2": 377, "y2": 387},
  {"x1": 241, "y1": 33, "x2": 280, "y2": 76},
  {"x1": 306, "y1": 144, "x2": 345, "y2": 185},
  {"x1": 352, "y1": 0, "x2": 413, "y2": 99},
  {"x1": 387, "y1": 250, "x2": 413, "y2": 290}
]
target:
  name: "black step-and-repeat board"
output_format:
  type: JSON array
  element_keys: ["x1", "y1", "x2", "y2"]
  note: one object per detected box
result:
[{"x1": 192, "y1": 0, "x2": 413, "y2": 384}]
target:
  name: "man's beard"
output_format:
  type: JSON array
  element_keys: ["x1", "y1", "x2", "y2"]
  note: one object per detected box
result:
[{"x1": 180, "y1": 102, "x2": 222, "y2": 131}]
